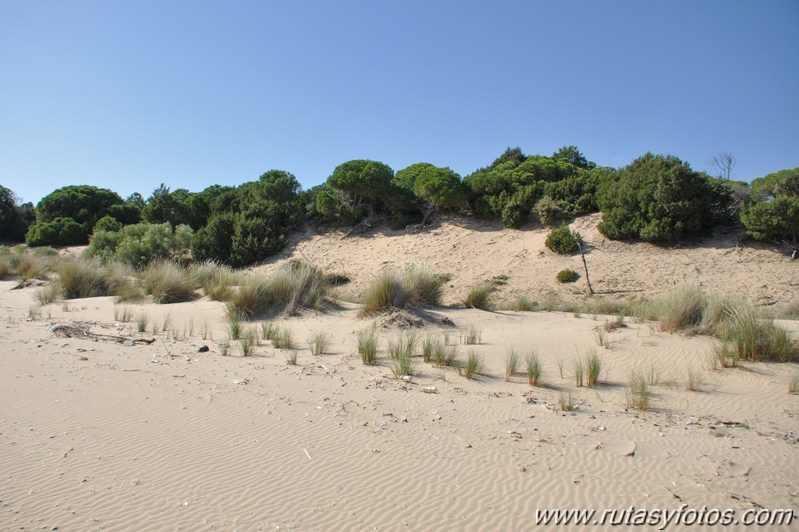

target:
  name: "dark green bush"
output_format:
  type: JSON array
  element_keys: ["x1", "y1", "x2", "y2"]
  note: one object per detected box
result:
[
  {"x1": 534, "y1": 196, "x2": 568, "y2": 226},
  {"x1": 545, "y1": 225, "x2": 579, "y2": 255},
  {"x1": 556, "y1": 269, "x2": 580, "y2": 283},
  {"x1": 26, "y1": 217, "x2": 84, "y2": 246},
  {"x1": 741, "y1": 196, "x2": 799, "y2": 242},
  {"x1": 597, "y1": 153, "x2": 730, "y2": 242},
  {"x1": 94, "y1": 215, "x2": 122, "y2": 233}
]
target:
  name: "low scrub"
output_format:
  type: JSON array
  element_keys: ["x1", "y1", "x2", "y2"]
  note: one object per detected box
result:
[
  {"x1": 545, "y1": 225, "x2": 580, "y2": 255},
  {"x1": 556, "y1": 269, "x2": 579, "y2": 284}
]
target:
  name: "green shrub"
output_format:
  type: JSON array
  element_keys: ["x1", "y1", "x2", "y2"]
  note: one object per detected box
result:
[
  {"x1": 534, "y1": 196, "x2": 568, "y2": 226},
  {"x1": 26, "y1": 217, "x2": 85, "y2": 246},
  {"x1": 545, "y1": 225, "x2": 579, "y2": 255},
  {"x1": 88, "y1": 222, "x2": 193, "y2": 268},
  {"x1": 741, "y1": 195, "x2": 799, "y2": 242},
  {"x1": 556, "y1": 269, "x2": 579, "y2": 283},
  {"x1": 93, "y1": 215, "x2": 122, "y2": 234}
]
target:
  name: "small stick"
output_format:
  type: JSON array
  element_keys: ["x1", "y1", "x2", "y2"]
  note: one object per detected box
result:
[{"x1": 303, "y1": 448, "x2": 312, "y2": 460}]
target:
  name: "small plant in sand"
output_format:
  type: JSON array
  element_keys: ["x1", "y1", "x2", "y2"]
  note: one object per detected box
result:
[
  {"x1": 422, "y1": 334, "x2": 435, "y2": 363},
  {"x1": 219, "y1": 341, "x2": 230, "y2": 356},
  {"x1": 559, "y1": 391, "x2": 576, "y2": 412},
  {"x1": 789, "y1": 370, "x2": 799, "y2": 394},
  {"x1": 28, "y1": 305, "x2": 41, "y2": 319},
  {"x1": 391, "y1": 354, "x2": 415, "y2": 379},
  {"x1": 431, "y1": 340, "x2": 459, "y2": 368},
  {"x1": 272, "y1": 326, "x2": 294, "y2": 350},
  {"x1": 308, "y1": 331, "x2": 330, "y2": 356},
  {"x1": 505, "y1": 348, "x2": 520, "y2": 381},
  {"x1": 603, "y1": 314, "x2": 625, "y2": 332},
  {"x1": 720, "y1": 305, "x2": 798, "y2": 363},
  {"x1": 525, "y1": 350, "x2": 542, "y2": 386},
  {"x1": 357, "y1": 327, "x2": 379, "y2": 365},
  {"x1": 160, "y1": 313, "x2": 172, "y2": 333},
  {"x1": 285, "y1": 350, "x2": 298, "y2": 365},
  {"x1": 462, "y1": 282, "x2": 495, "y2": 310},
  {"x1": 586, "y1": 352, "x2": 602, "y2": 387},
  {"x1": 135, "y1": 312, "x2": 149, "y2": 333},
  {"x1": 227, "y1": 312, "x2": 243, "y2": 340},
  {"x1": 114, "y1": 305, "x2": 134, "y2": 322},
  {"x1": 556, "y1": 268, "x2": 579, "y2": 284},
  {"x1": 593, "y1": 329, "x2": 608, "y2": 348},
  {"x1": 646, "y1": 365, "x2": 661, "y2": 386},
  {"x1": 685, "y1": 367, "x2": 704, "y2": 391},
  {"x1": 511, "y1": 295, "x2": 537, "y2": 312},
  {"x1": 261, "y1": 321, "x2": 277, "y2": 342},
  {"x1": 387, "y1": 332, "x2": 417, "y2": 360},
  {"x1": 574, "y1": 359, "x2": 585, "y2": 387},
  {"x1": 240, "y1": 330, "x2": 257, "y2": 356},
  {"x1": 713, "y1": 341, "x2": 740, "y2": 369},
  {"x1": 34, "y1": 284, "x2": 60, "y2": 306},
  {"x1": 627, "y1": 371, "x2": 650, "y2": 410},
  {"x1": 461, "y1": 325, "x2": 482, "y2": 345},
  {"x1": 462, "y1": 351, "x2": 484, "y2": 380}
]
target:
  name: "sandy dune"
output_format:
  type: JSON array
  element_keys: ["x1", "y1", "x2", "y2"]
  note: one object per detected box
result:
[{"x1": 1, "y1": 216, "x2": 798, "y2": 530}]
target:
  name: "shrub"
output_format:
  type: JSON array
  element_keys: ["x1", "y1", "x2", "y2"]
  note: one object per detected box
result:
[
  {"x1": 545, "y1": 225, "x2": 579, "y2": 255},
  {"x1": 741, "y1": 195, "x2": 799, "y2": 242},
  {"x1": 26, "y1": 217, "x2": 84, "y2": 246},
  {"x1": 89, "y1": 222, "x2": 193, "y2": 268},
  {"x1": 597, "y1": 152, "x2": 730, "y2": 242},
  {"x1": 534, "y1": 196, "x2": 568, "y2": 226},
  {"x1": 142, "y1": 260, "x2": 196, "y2": 304},
  {"x1": 556, "y1": 269, "x2": 579, "y2": 284},
  {"x1": 93, "y1": 215, "x2": 122, "y2": 233}
]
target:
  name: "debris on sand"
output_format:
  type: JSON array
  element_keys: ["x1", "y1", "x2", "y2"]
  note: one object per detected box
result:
[{"x1": 49, "y1": 321, "x2": 156, "y2": 346}]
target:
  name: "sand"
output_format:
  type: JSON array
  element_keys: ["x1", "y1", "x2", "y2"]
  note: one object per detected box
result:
[{"x1": 1, "y1": 215, "x2": 798, "y2": 530}]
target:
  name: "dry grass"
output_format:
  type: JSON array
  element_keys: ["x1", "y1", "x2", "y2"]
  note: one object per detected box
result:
[
  {"x1": 525, "y1": 350, "x2": 542, "y2": 386},
  {"x1": 227, "y1": 262, "x2": 329, "y2": 318},
  {"x1": 308, "y1": 331, "x2": 330, "y2": 356},
  {"x1": 142, "y1": 260, "x2": 195, "y2": 304},
  {"x1": 627, "y1": 370, "x2": 650, "y2": 410},
  {"x1": 462, "y1": 282, "x2": 495, "y2": 310},
  {"x1": 504, "y1": 349, "x2": 520, "y2": 381},
  {"x1": 359, "y1": 264, "x2": 445, "y2": 316},
  {"x1": 357, "y1": 327, "x2": 379, "y2": 365}
]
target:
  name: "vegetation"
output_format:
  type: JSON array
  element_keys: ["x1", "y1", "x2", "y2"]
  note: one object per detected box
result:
[
  {"x1": 597, "y1": 153, "x2": 731, "y2": 242},
  {"x1": 627, "y1": 371, "x2": 650, "y2": 410},
  {"x1": 545, "y1": 225, "x2": 580, "y2": 255},
  {"x1": 142, "y1": 260, "x2": 196, "y2": 303},
  {"x1": 359, "y1": 264, "x2": 446, "y2": 315},
  {"x1": 357, "y1": 327, "x2": 379, "y2": 365},
  {"x1": 741, "y1": 167, "x2": 799, "y2": 242},
  {"x1": 525, "y1": 351, "x2": 542, "y2": 386},
  {"x1": 463, "y1": 282, "x2": 495, "y2": 310},
  {"x1": 556, "y1": 268, "x2": 579, "y2": 284}
]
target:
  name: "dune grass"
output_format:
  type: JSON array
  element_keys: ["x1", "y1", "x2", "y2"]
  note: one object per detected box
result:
[
  {"x1": 34, "y1": 283, "x2": 60, "y2": 305},
  {"x1": 586, "y1": 352, "x2": 602, "y2": 387},
  {"x1": 510, "y1": 295, "x2": 538, "y2": 312},
  {"x1": 462, "y1": 282, "x2": 495, "y2": 310},
  {"x1": 627, "y1": 370, "x2": 650, "y2": 410},
  {"x1": 359, "y1": 264, "x2": 446, "y2": 316},
  {"x1": 189, "y1": 261, "x2": 239, "y2": 301},
  {"x1": 505, "y1": 348, "x2": 520, "y2": 381},
  {"x1": 387, "y1": 332, "x2": 417, "y2": 360},
  {"x1": 560, "y1": 391, "x2": 576, "y2": 412},
  {"x1": 461, "y1": 325, "x2": 482, "y2": 345},
  {"x1": 525, "y1": 350, "x2": 542, "y2": 386},
  {"x1": 391, "y1": 354, "x2": 415, "y2": 379},
  {"x1": 58, "y1": 258, "x2": 132, "y2": 299},
  {"x1": 357, "y1": 327, "x2": 379, "y2": 365},
  {"x1": 142, "y1": 260, "x2": 195, "y2": 304},
  {"x1": 685, "y1": 366, "x2": 704, "y2": 391},
  {"x1": 272, "y1": 326, "x2": 294, "y2": 350},
  {"x1": 789, "y1": 370, "x2": 799, "y2": 394},
  {"x1": 308, "y1": 331, "x2": 330, "y2": 356},
  {"x1": 462, "y1": 351, "x2": 484, "y2": 379},
  {"x1": 227, "y1": 262, "x2": 329, "y2": 318}
]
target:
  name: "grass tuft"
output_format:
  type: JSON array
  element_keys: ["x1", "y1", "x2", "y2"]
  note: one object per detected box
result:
[
  {"x1": 525, "y1": 350, "x2": 542, "y2": 386},
  {"x1": 357, "y1": 327, "x2": 379, "y2": 365},
  {"x1": 387, "y1": 332, "x2": 417, "y2": 360},
  {"x1": 308, "y1": 331, "x2": 330, "y2": 356},
  {"x1": 627, "y1": 371, "x2": 650, "y2": 410},
  {"x1": 462, "y1": 351, "x2": 484, "y2": 379},
  {"x1": 462, "y1": 282, "x2": 495, "y2": 310},
  {"x1": 391, "y1": 354, "x2": 415, "y2": 379},
  {"x1": 142, "y1": 260, "x2": 195, "y2": 304},
  {"x1": 34, "y1": 284, "x2": 60, "y2": 305},
  {"x1": 586, "y1": 352, "x2": 602, "y2": 387},
  {"x1": 789, "y1": 370, "x2": 799, "y2": 394},
  {"x1": 461, "y1": 325, "x2": 482, "y2": 345},
  {"x1": 560, "y1": 391, "x2": 576, "y2": 412},
  {"x1": 505, "y1": 348, "x2": 520, "y2": 381}
]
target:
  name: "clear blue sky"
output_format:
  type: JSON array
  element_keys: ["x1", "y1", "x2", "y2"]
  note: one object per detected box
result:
[{"x1": 1, "y1": 1, "x2": 797, "y2": 205}]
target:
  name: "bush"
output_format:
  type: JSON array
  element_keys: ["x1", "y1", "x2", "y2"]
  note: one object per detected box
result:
[
  {"x1": 26, "y1": 217, "x2": 84, "y2": 246},
  {"x1": 93, "y1": 215, "x2": 122, "y2": 234},
  {"x1": 741, "y1": 195, "x2": 799, "y2": 242},
  {"x1": 545, "y1": 225, "x2": 579, "y2": 255},
  {"x1": 556, "y1": 269, "x2": 579, "y2": 283},
  {"x1": 87, "y1": 222, "x2": 193, "y2": 268},
  {"x1": 534, "y1": 196, "x2": 569, "y2": 226}
]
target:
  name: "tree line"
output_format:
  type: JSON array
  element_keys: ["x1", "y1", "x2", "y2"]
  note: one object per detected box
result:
[{"x1": 1, "y1": 146, "x2": 797, "y2": 267}]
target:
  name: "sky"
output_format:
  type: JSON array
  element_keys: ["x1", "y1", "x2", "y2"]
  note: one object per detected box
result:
[{"x1": 1, "y1": 1, "x2": 797, "y2": 205}]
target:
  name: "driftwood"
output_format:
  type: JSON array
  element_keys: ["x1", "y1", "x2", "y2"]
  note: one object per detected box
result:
[{"x1": 49, "y1": 322, "x2": 156, "y2": 345}]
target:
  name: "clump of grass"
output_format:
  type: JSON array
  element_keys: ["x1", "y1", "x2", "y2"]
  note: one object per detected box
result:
[
  {"x1": 142, "y1": 260, "x2": 195, "y2": 304},
  {"x1": 505, "y1": 348, "x2": 520, "y2": 381},
  {"x1": 656, "y1": 285, "x2": 708, "y2": 333},
  {"x1": 357, "y1": 327, "x2": 379, "y2": 365},
  {"x1": 789, "y1": 370, "x2": 799, "y2": 394},
  {"x1": 285, "y1": 350, "x2": 298, "y2": 365},
  {"x1": 560, "y1": 391, "x2": 575, "y2": 412},
  {"x1": 160, "y1": 313, "x2": 172, "y2": 332},
  {"x1": 403, "y1": 263, "x2": 445, "y2": 307},
  {"x1": 720, "y1": 305, "x2": 798, "y2": 363},
  {"x1": 58, "y1": 258, "x2": 129, "y2": 299},
  {"x1": 593, "y1": 329, "x2": 608, "y2": 348},
  {"x1": 308, "y1": 331, "x2": 330, "y2": 356},
  {"x1": 189, "y1": 261, "x2": 238, "y2": 301},
  {"x1": 272, "y1": 326, "x2": 294, "y2": 349},
  {"x1": 627, "y1": 371, "x2": 650, "y2": 410},
  {"x1": 422, "y1": 334, "x2": 436, "y2": 363},
  {"x1": 603, "y1": 314, "x2": 625, "y2": 332},
  {"x1": 220, "y1": 341, "x2": 230, "y2": 356},
  {"x1": 391, "y1": 355, "x2": 415, "y2": 379},
  {"x1": 525, "y1": 350, "x2": 542, "y2": 386},
  {"x1": 226, "y1": 262, "x2": 329, "y2": 318},
  {"x1": 685, "y1": 367, "x2": 704, "y2": 391},
  {"x1": 462, "y1": 351, "x2": 484, "y2": 379},
  {"x1": 432, "y1": 342, "x2": 459, "y2": 368},
  {"x1": 34, "y1": 284, "x2": 60, "y2": 305},
  {"x1": 387, "y1": 332, "x2": 417, "y2": 359},
  {"x1": 227, "y1": 312, "x2": 243, "y2": 340},
  {"x1": 113, "y1": 305, "x2": 134, "y2": 322},
  {"x1": 713, "y1": 341, "x2": 740, "y2": 368},
  {"x1": 461, "y1": 325, "x2": 482, "y2": 345},
  {"x1": 359, "y1": 271, "x2": 409, "y2": 316},
  {"x1": 240, "y1": 329, "x2": 258, "y2": 356},
  {"x1": 646, "y1": 365, "x2": 661, "y2": 385},
  {"x1": 586, "y1": 352, "x2": 602, "y2": 386},
  {"x1": 462, "y1": 282, "x2": 495, "y2": 310},
  {"x1": 511, "y1": 295, "x2": 538, "y2": 312},
  {"x1": 28, "y1": 305, "x2": 41, "y2": 319},
  {"x1": 135, "y1": 312, "x2": 149, "y2": 333},
  {"x1": 262, "y1": 321, "x2": 277, "y2": 341}
]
